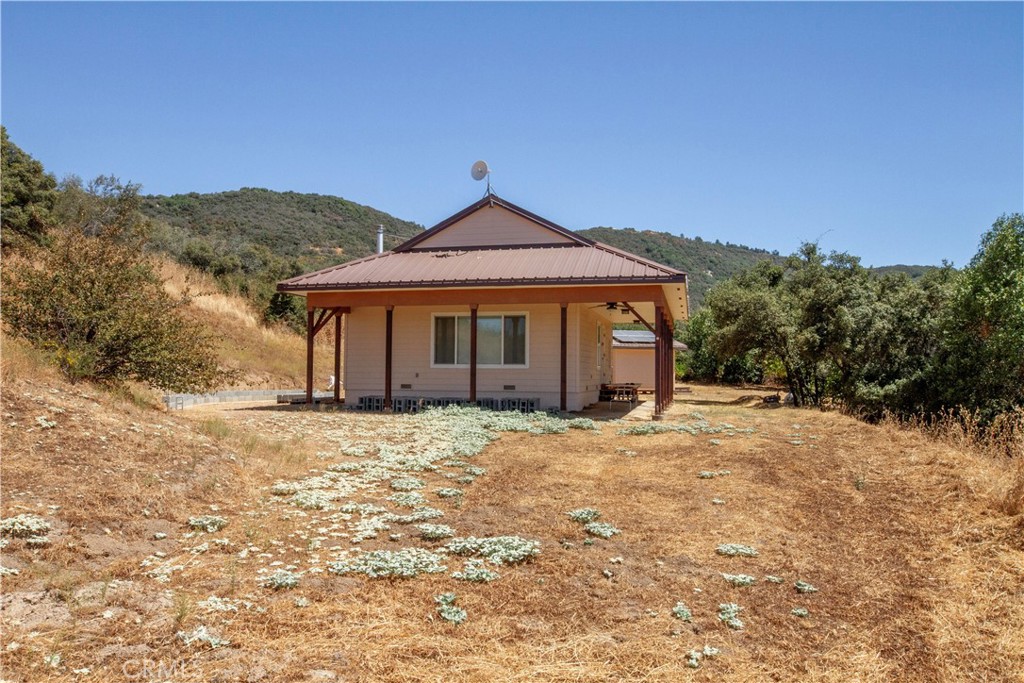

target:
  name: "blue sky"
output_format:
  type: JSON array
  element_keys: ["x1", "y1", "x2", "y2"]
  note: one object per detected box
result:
[{"x1": 2, "y1": 2, "x2": 1021, "y2": 267}]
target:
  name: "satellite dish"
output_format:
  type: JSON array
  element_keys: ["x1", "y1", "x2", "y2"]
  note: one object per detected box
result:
[{"x1": 471, "y1": 160, "x2": 490, "y2": 181}]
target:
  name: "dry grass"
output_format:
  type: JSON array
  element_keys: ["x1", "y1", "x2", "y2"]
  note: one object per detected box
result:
[
  {"x1": 159, "y1": 259, "x2": 336, "y2": 390},
  {"x1": 1, "y1": 361, "x2": 1022, "y2": 682}
]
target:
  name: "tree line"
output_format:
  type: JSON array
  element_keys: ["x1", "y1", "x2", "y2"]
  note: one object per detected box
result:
[{"x1": 680, "y1": 219, "x2": 1024, "y2": 431}]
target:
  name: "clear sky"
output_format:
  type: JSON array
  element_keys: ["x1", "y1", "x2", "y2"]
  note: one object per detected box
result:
[{"x1": 2, "y1": 2, "x2": 1021, "y2": 267}]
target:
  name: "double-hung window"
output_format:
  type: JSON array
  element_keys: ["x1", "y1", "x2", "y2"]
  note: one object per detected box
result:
[{"x1": 432, "y1": 313, "x2": 527, "y2": 367}]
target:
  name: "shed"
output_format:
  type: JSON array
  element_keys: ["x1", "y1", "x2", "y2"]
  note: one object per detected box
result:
[{"x1": 611, "y1": 330, "x2": 688, "y2": 390}]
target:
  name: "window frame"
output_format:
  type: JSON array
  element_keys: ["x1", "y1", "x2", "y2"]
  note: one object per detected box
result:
[{"x1": 430, "y1": 312, "x2": 530, "y2": 369}]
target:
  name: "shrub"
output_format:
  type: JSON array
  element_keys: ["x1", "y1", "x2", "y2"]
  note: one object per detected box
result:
[
  {"x1": 718, "y1": 603, "x2": 744, "y2": 630},
  {"x1": 435, "y1": 593, "x2": 467, "y2": 624},
  {"x1": 328, "y1": 548, "x2": 447, "y2": 578},
  {"x1": 188, "y1": 515, "x2": 228, "y2": 533},
  {"x1": 716, "y1": 543, "x2": 758, "y2": 557},
  {"x1": 452, "y1": 559, "x2": 500, "y2": 583},
  {"x1": 259, "y1": 569, "x2": 300, "y2": 590},
  {"x1": 415, "y1": 523, "x2": 456, "y2": 540},
  {"x1": 721, "y1": 573, "x2": 757, "y2": 587},
  {"x1": 0, "y1": 514, "x2": 51, "y2": 538},
  {"x1": 583, "y1": 521, "x2": 621, "y2": 539},
  {"x1": 176, "y1": 625, "x2": 229, "y2": 649},
  {"x1": 1, "y1": 177, "x2": 227, "y2": 392},
  {"x1": 445, "y1": 536, "x2": 540, "y2": 565},
  {"x1": 671, "y1": 602, "x2": 692, "y2": 622},
  {"x1": 567, "y1": 508, "x2": 601, "y2": 523}
]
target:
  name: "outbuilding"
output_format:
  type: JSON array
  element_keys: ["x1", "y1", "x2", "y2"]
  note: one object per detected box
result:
[
  {"x1": 611, "y1": 330, "x2": 688, "y2": 391},
  {"x1": 277, "y1": 193, "x2": 688, "y2": 417}
]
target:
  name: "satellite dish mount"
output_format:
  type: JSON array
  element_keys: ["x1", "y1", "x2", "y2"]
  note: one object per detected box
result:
[{"x1": 471, "y1": 160, "x2": 492, "y2": 196}]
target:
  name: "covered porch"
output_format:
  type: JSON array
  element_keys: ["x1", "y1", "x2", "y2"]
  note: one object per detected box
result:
[{"x1": 300, "y1": 283, "x2": 680, "y2": 418}]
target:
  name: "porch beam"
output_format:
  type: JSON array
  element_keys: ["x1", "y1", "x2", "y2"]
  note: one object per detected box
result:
[
  {"x1": 469, "y1": 305, "x2": 478, "y2": 403},
  {"x1": 560, "y1": 303, "x2": 568, "y2": 412},
  {"x1": 621, "y1": 302, "x2": 655, "y2": 334},
  {"x1": 384, "y1": 306, "x2": 394, "y2": 411},
  {"x1": 306, "y1": 285, "x2": 671, "y2": 310}
]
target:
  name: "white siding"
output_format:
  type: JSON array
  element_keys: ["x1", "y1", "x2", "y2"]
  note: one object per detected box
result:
[
  {"x1": 612, "y1": 347, "x2": 656, "y2": 389},
  {"x1": 344, "y1": 302, "x2": 609, "y2": 411},
  {"x1": 412, "y1": 205, "x2": 574, "y2": 249},
  {"x1": 577, "y1": 306, "x2": 613, "y2": 405}
]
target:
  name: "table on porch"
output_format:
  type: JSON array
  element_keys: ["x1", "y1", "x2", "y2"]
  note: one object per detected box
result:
[{"x1": 600, "y1": 382, "x2": 641, "y2": 407}]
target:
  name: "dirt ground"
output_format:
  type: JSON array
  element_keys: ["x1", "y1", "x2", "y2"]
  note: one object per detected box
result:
[{"x1": 1, "y1": 369, "x2": 1022, "y2": 682}]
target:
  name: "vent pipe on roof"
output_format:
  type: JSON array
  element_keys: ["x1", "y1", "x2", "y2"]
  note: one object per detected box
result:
[{"x1": 377, "y1": 224, "x2": 384, "y2": 254}]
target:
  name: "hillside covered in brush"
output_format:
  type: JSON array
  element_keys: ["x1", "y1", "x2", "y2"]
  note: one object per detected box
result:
[
  {"x1": 142, "y1": 188, "x2": 424, "y2": 267},
  {"x1": 140, "y1": 188, "x2": 793, "y2": 312},
  {"x1": 578, "y1": 227, "x2": 784, "y2": 308}
]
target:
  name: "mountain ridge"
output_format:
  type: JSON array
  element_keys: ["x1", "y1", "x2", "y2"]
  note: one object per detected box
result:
[{"x1": 139, "y1": 188, "x2": 931, "y2": 313}]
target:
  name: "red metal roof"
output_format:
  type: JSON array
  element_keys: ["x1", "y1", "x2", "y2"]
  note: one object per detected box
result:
[
  {"x1": 278, "y1": 193, "x2": 687, "y2": 294},
  {"x1": 278, "y1": 241, "x2": 686, "y2": 291}
]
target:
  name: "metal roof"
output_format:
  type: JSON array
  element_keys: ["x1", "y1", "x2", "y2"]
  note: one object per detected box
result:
[
  {"x1": 612, "y1": 330, "x2": 688, "y2": 350},
  {"x1": 278, "y1": 241, "x2": 686, "y2": 291},
  {"x1": 278, "y1": 194, "x2": 689, "y2": 321}
]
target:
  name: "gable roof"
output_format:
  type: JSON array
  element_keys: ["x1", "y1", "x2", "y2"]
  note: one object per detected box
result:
[
  {"x1": 278, "y1": 240, "x2": 685, "y2": 291},
  {"x1": 278, "y1": 193, "x2": 689, "y2": 320}
]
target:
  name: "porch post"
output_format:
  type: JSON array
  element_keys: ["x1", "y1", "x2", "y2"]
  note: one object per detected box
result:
[
  {"x1": 654, "y1": 305, "x2": 664, "y2": 418},
  {"x1": 469, "y1": 305, "x2": 478, "y2": 403},
  {"x1": 664, "y1": 316, "x2": 670, "y2": 412},
  {"x1": 385, "y1": 306, "x2": 394, "y2": 411},
  {"x1": 306, "y1": 308, "x2": 315, "y2": 405},
  {"x1": 333, "y1": 310, "x2": 342, "y2": 403},
  {"x1": 560, "y1": 303, "x2": 568, "y2": 412}
]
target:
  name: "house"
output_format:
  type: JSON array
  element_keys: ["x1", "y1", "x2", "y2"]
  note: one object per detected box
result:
[
  {"x1": 276, "y1": 193, "x2": 688, "y2": 417},
  {"x1": 611, "y1": 330, "x2": 688, "y2": 391}
]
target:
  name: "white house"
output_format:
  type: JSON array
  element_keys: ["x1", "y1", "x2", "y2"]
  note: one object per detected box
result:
[{"x1": 277, "y1": 193, "x2": 688, "y2": 417}]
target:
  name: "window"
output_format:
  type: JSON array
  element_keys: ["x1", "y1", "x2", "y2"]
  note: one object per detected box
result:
[{"x1": 432, "y1": 313, "x2": 527, "y2": 367}]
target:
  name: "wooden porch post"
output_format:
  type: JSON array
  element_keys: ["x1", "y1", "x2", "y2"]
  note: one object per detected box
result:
[
  {"x1": 560, "y1": 303, "x2": 568, "y2": 412},
  {"x1": 306, "y1": 309, "x2": 315, "y2": 405},
  {"x1": 333, "y1": 310, "x2": 342, "y2": 403},
  {"x1": 654, "y1": 305, "x2": 664, "y2": 418},
  {"x1": 385, "y1": 306, "x2": 394, "y2": 411},
  {"x1": 664, "y1": 316, "x2": 670, "y2": 412},
  {"x1": 469, "y1": 305, "x2": 478, "y2": 403}
]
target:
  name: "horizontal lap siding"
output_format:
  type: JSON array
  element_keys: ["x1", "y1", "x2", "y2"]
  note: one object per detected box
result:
[
  {"x1": 412, "y1": 205, "x2": 573, "y2": 249},
  {"x1": 612, "y1": 347, "x2": 655, "y2": 389},
  {"x1": 345, "y1": 303, "x2": 578, "y2": 409},
  {"x1": 577, "y1": 306, "x2": 613, "y2": 406}
]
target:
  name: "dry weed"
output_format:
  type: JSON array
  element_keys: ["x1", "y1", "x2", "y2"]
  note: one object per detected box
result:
[{"x1": 2, "y1": 365, "x2": 1022, "y2": 682}]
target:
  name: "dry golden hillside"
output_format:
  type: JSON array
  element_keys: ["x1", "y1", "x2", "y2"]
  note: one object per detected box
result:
[
  {"x1": 1, "y1": 345, "x2": 1022, "y2": 682},
  {"x1": 159, "y1": 261, "x2": 335, "y2": 392}
]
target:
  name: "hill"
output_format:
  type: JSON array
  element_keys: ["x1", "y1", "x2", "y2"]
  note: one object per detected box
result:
[
  {"x1": 579, "y1": 227, "x2": 783, "y2": 309},
  {"x1": 869, "y1": 264, "x2": 937, "y2": 279},
  {"x1": 139, "y1": 189, "x2": 788, "y2": 312},
  {"x1": 140, "y1": 188, "x2": 934, "y2": 314},
  {"x1": 1, "y1": 372, "x2": 1020, "y2": 680},
  {"x1": 140, "y1": 188, "x2": 424, "y2": 288}
]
